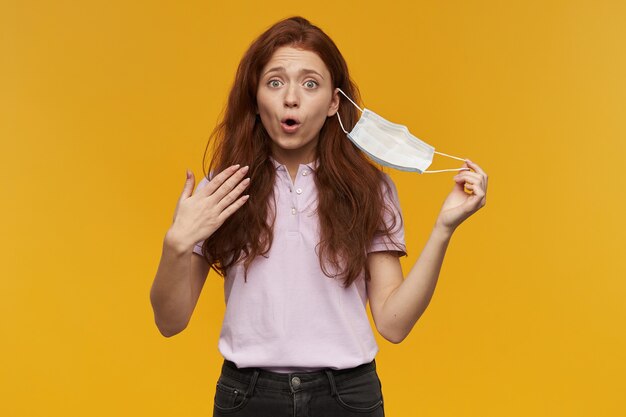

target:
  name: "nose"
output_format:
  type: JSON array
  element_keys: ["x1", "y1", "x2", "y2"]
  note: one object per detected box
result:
[{"x1": 283, "y1": 84, "x2": 299, "y2": 108}]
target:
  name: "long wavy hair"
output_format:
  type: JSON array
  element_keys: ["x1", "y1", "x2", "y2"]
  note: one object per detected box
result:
[{"x1": 200, "y1": 16, "x2": 405, "y2": 288}]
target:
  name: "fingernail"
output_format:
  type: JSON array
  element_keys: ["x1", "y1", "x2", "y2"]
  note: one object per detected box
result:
[
  {"x1": 242, "y1": 165, "x2": 249, "y2": 171},
  {"x1": 233, "y1": 164, "x2": 240, "y2": 169}
]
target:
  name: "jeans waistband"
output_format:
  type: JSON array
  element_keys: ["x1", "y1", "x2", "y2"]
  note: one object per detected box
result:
[{"x1": 220, "y1": 359, "x2": 377, "y2": 393}]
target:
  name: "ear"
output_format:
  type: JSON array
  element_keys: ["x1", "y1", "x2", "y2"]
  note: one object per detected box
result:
[{"x1": 327, "y1": 87, "x2": 340, "y2": 117}]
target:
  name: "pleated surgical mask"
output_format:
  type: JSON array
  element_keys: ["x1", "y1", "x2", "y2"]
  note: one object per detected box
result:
[{"x1": 336, "y1": 88, "x2": 470, "y2": 174}]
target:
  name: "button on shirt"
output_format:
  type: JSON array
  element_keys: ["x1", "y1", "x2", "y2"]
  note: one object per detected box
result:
[{"x1": 193, "y1": 157, "x2": 406, "y2": 373}]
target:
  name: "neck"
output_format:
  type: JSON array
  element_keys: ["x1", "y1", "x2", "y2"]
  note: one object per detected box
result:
[{"x1": 270, "y1": 143, "x2": 318, "y2": 177}]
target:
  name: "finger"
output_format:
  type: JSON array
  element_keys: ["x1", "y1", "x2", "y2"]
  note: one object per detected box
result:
[
  {"x1": 180, "y1": 169, "x2": 195, "y2": 199},
  {"x1": 453, "y1": 175, "x2": 472, "y2": 186},
  {"x1": 200, "y1": 164, "x2": 242, "y2": 196},
  {"x1": 217, "y1": 194, "x2": 250, "y2": 222},
  {"x1": 464, "y1": 181, "x2": 486, "y2": 200},
  {"x1": 465, "y1": 159, "x2": 488, "y2": 179},
  {"x1": 174, "y1": 170, "x2": 194, "y2": 222},
  {"x1": 454, "y1": 171, "x2": 483, "y2": 185},
  {"x1": 453, "y1": 176, "x2": 473, "y2": 194},
  {"x1": 216, "y1": 177, "x2": 251, "y2": 212},
  {"x1": 210, "y1": 165, "x2": 250, "y2": 203}
]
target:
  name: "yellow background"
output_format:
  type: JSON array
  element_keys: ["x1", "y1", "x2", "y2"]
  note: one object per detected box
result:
[{"x1": 2, "y1": 0, "x2": 625, "y2": 416}]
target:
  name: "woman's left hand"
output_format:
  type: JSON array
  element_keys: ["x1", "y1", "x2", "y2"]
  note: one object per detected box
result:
[{"x1": 435, "y1": 159, "x2": 488, "y2": 233}]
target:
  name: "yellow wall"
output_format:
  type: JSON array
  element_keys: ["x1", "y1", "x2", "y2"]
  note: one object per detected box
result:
[{"x1": 2, "y1": 1, "x2": 625, "y2": 416}]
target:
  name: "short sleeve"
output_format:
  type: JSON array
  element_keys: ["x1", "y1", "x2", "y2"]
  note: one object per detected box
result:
[
  {"x1": 192, "y1": 174, "x2": 212, "y2": 256},
  {"x1": 367, "y1": 173, "x2": 407, "y2": 256},
  {"x1": 192, "y1": 240, "x2": 204, "y2": 256}
]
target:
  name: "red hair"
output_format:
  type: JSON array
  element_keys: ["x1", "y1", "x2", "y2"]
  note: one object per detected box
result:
[{"x1": 200, "y1": 16, "x2": 405, "y2": 288}]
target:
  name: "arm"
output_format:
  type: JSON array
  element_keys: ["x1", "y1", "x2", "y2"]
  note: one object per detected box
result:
[
  {"x1": 149, "y1": 165, "x2": 251, "y2": 337},
  {"x1": 366, "y1": 225, "x2": 452, "y2": 344},
  {"x1": 367, "y1": 159, "x2": 488, "y2": 343},
  {"x1": 149, "y1": 232, "x2": 210, "y2": 337}
]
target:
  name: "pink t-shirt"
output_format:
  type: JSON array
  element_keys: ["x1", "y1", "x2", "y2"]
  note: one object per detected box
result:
[{"x1": 193, "y1": 157, "x2": 406, "y2": 373}]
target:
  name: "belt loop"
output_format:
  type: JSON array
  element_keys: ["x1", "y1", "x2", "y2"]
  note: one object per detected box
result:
[
  {"x1": 325, "y1": 370, "x2": 338, "y2": 397},
  {"x1": 245, "y1": 370, "x2": 259, "y2": 398}
]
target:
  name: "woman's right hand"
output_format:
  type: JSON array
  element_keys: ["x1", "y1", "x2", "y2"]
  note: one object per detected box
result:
[{"x1": 166, "y1": 164, "x2": 251, "y2": 251}]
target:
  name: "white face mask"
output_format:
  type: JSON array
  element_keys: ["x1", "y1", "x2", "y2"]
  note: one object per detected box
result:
[{"x1": 335, "y1": 88, "x2": 470, "y2": 174}]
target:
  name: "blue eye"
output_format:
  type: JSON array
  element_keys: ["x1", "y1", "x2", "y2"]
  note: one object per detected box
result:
[
  {"x1": 305, "y1": 80, "x2": 318, "y2": 88},
  {"x1": 268, "y1": 79, "x2": 282, "y2": 88}
]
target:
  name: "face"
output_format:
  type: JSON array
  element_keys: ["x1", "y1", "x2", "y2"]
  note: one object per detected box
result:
[{"x1": 256, "y1": 46, "x2": 339, "y2": 163}]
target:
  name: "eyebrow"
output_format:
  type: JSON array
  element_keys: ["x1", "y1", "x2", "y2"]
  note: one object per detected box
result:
[{"x1": 263, "y1": 66, "x2": 325, "y2": 79}]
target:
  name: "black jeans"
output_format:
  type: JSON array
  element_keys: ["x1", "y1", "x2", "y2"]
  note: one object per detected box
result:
[{"x1": 213, "y1": 358, "x2": 385, "y2": 417}]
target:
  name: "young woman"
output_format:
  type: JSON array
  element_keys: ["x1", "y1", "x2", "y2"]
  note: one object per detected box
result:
[{"x1": 150, "y1": 16, "x2": 488, "y2": 417}]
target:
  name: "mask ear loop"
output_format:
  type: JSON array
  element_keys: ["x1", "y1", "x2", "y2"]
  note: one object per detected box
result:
[
  {"x1": 335, "y1": 88, "x2": 362, "y2": 134},
  {"x1": 335, "y1": 87, "x2": 470, "y2": 173},
  {"x1": 423, "y1": 151, "x2": 471, "y2": 173}
]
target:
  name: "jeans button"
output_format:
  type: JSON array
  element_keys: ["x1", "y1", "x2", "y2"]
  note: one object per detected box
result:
[{"x1": 291, "y1": 376, "x2": 301, "y2": 388}]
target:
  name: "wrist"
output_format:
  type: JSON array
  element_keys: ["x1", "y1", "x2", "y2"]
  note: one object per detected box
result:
[
  {"x1": 433, "y1": 220, "x2": 456, "y2": 240},
  {"x1": 164, "y1": 228, "x2": 195, "y2": 256}
]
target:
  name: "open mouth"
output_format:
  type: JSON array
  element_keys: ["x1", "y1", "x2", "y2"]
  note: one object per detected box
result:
[
  {"x1": 282, "y1": 117, "x2": 300, "y2": 126},
  {"x1": 280, "y1": 117, "x2": 301, "y2": 133}
]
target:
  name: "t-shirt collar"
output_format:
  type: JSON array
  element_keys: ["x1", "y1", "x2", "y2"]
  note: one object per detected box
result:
[{"x1": 269, "y1": 155, "x2": 319, "y2": 171}]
